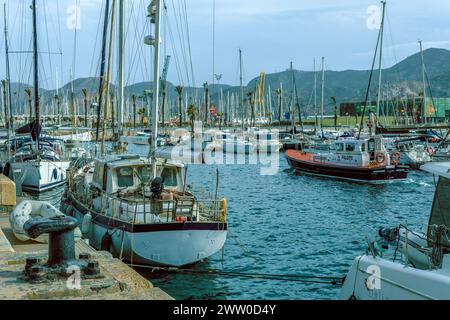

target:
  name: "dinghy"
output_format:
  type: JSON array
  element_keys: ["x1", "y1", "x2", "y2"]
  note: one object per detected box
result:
[{"x1": 9, "y1": 200, "x2": 81, "y2": 243}]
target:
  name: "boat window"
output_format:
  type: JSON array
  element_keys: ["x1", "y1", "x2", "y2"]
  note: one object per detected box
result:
[
  {"x1": 375, "y1": 139, "x2": 382, "y2": 151},
  {"x1": 93, "y1": 163, "x2": 105, "y2": 190},
  {"x1": 345, "y1": 144, "x2": 355, "y2": 152},
  {"x1": 335, "y1": 143, "x2": 344, "y2": 152},
  {"x1": 137, "y1": 166, "x2": 151, "y2": 184},
  {"x1": 161, "y1": 168, "x2": 178, "y2": 187},
  {"x1": 117, "y1": 167, "x2": 134, "y2": 188},
  {"x1": 361, "y1": 143, "x2": 366, "y2": 152},
  {"x1": 368, "y1": 140, "x2": 375, "y2": 152}
]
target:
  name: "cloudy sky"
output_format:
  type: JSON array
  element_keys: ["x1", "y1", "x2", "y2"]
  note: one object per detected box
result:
[{"x1": 1, "y1": 0, "x2": 450, "y2": 89}]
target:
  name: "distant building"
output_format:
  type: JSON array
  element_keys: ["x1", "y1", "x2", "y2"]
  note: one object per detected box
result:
[
  {"x1": 339, "y1": 97, "x2": 450, "y2": 123},
  {"x1": 424, "y1": 98, "x2": 450, "y2": 119}
]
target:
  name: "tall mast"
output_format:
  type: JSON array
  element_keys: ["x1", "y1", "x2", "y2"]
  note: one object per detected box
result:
[
  {"x1": 321, "y1": 56, "x2": 325, "y2": 137},
  {"x1": 149, "y1": 0, "x2": 162, "y2": 178},
  {"x1": 290, "y1": 62, "x2": 295, "y2": 130},
  {"x1": 419, "y1": 40, "x2": 427, "y2": 123},
  {"x1": 95, "y1": 0, "x2": 111, "y2": 146},
  {"x1": 376, "y1": 0, "x2": 386, "y2": 124},
  {"x1": 3, "y1": 3, "x2": 13, "y2": 133},
  {"x1": 239, "y1": 49, "x2": 244, "y2": 130},
  {"x1": 314, "y1": 59, "x2": 317, "y2": 133},
  {"x1": 117, "y1": 0, "x2": 125, "y2": 135},
  {"x1": 32, "y1": 0, "x2": 40, "y2": 151}
]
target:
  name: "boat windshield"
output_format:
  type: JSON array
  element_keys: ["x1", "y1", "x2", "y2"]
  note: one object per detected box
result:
[
  {"x1": 161, "y1": 167, "x2": 178, "y2": 187},
  {"x1": 117, "y1": 167, "x2": 134, "y2": 188},
  {"x1": 116, "y1": 165, "x2": 151, "y2": 188},
  {"x1": 345, "y1": 144, "x2": 355, "y2": 152}
]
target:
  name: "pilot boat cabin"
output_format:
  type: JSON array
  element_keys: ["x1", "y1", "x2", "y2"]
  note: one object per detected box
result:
[{"x1": 285, "y1": 136, "x2": 408, "y2": 182}]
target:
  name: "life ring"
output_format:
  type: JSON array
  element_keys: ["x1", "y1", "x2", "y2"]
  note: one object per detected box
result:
[
  {"x1": 391, "y1": 152, "x2": 401, "y2": 165},
  {"x1": 375, "y1": 153, "x2": 385, "y2": 164},
  {"x1": 426, "y1": 146, "x2": 435, "y2": 155}
]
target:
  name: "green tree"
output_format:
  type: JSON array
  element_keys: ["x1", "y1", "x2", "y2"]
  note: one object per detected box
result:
[
  {"x1": 82, "y1": 88, "x2": 89, "y2": 127},
  {"x1": 175, "y1": 85, "x2": 184, "y2": 127},
  {"x1": 187, "y1": 104, "x2": 198, "y2": 134},
  {"x1": 24, "y1": 88, "x2": 33, "y2": 120}
]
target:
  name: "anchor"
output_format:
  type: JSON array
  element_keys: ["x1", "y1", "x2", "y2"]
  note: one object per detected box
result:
[{"x1": 23, "y1": 215, "x2": 102, "y2": 282}]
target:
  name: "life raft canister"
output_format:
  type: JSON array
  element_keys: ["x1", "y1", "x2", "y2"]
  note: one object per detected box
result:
[
  {"x1": 375, "y1": 152, "x2": 385, "y2": 164},
  {"x1": 391, "y1": 152, "x2": 401, "y2": 165}
]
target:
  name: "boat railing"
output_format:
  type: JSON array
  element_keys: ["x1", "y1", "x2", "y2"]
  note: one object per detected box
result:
[
  {"x1": 101, "y1": 193, "x2": 226, "y2": 225},
  {"x1": 194, "y1": 198, "x2": 226, "y2": 223}
]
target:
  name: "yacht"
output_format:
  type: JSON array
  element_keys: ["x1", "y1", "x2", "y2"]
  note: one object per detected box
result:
[
  {"x1": 384, "y1": 138, "x2": 432, "y2": 169},
  {"x1": 340, "y1": 162, "x2": 450, "y2": 299},
  {"x1": 3, "y1": 135, "x2": 70, "y2": 192},
  {"x1": 206, "y1": 131, "x2": 256, "y2": 155}
]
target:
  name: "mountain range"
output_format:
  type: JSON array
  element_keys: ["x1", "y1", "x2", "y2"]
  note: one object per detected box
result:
[{"x1": 3, "y1": 48, "x2": 450, "y2": 116}]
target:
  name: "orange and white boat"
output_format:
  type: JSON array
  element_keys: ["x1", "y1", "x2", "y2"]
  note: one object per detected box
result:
[{"x1": 285, "y1": 136, "x2": 408, "y2": 182}]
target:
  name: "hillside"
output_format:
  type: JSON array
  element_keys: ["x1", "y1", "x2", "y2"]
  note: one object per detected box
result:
[{"x1": 3, "y1": 48, "x2": 450, "y2": 116}]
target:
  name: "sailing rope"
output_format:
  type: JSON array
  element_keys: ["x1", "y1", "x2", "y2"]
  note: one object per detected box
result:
[{"x1": 127, "y1": 263, "x2": 345, "y2": 286}]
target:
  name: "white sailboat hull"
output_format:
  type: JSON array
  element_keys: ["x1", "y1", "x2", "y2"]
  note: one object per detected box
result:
[
  {"x1": 340, "y1": 255, "x2": 450, "y2": 300},
  {"x1": 56, "y1": 132, "x2": 92, "y2": 142},
  {"x1": 11, "y1": 160, "x2": 70, "y2": 192},
  {"x1": 121, "y1": 135, "x2": 150, "y2": 145}
]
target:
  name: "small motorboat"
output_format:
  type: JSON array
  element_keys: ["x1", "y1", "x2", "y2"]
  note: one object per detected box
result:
[
  {"x1": 285, "y1": 135, "x2": 408, "y2": 182},
  {"x1": 9, "y1": 200, "x2": 81, "y2": 243}
]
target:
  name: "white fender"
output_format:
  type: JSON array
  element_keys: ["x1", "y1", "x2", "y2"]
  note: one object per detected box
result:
[
  {"x1": 81, "y1": 213, "x2": 92, "y2": 236},
  {"x1": 9, "y1": 200, "x2": 82, "y2": 243}
]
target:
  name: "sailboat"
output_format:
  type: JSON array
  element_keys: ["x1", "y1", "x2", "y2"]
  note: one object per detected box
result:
[
  {"x1": 62, "y1": 0, "x2": 227, "y2": 267},
  {"x1": 340, "y1": 161, "x2": 450, "y2": 299},
  {"x1": 3, "y1": 0, "x2": 70, "y2": 193}
]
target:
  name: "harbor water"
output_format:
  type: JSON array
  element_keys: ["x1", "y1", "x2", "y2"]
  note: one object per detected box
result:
[
  {"x1": 31, "y1": 144, "x2": 435, "y2": 300},
  {"x1": 129, "y1": 145, "x2": 435, "y2": 300}
]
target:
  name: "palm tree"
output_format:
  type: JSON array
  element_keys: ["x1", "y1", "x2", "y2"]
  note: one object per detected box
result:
[
  {"x1": 217, "y1": 112, "x2": 224, "y2": 130},
  {"x1": 137, "y1": 107, "x2": 146, "y2": 125},
  {"x1": 267, "y1": 112, "x2": 273, "y2": 126},
  {"x1": 331, "y1": 96, "x2": 337, "y2": 129},
  {"x1": 82, "y1": 88, "x2": 88, "y2": 127},
  {"x1": 132, "y1": 94, "x2": 137, "y2": 128},
  {"x1": 175, "y1": 85, "x2": 184, "y2": 127},
  {"x1": 187, "y1": 104, "x2": 198, "y2": 134},
  {"x1": 54, "y1": 94, "x2": 61, "y2": 126},
  {"x1": 247, "y1": 91, "x2": 255, "y2": 127},
  {"x1": 24, "y1": 88, "x2": 33, "y2": 120},
  {"x1": 203, "y1": 82, "x2": 209, "y2": 124}
]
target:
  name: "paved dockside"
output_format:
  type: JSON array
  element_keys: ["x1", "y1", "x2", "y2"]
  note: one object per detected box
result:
[{"x1": 0, "y1": 216, "x2": 173, "y2": 300}]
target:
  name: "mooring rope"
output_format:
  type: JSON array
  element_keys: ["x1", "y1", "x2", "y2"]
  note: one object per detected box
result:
[{"x1": 127, "y1": 264, "x2": 345, "y2": 286}]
